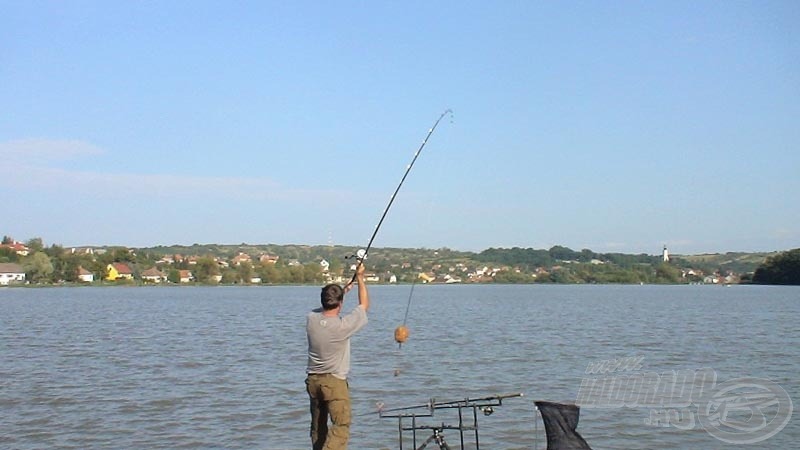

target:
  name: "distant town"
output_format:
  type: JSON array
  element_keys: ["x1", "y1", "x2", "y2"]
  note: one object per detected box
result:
[{"x1": 0, "y1": 235, "x2": 786, "y2": 286}]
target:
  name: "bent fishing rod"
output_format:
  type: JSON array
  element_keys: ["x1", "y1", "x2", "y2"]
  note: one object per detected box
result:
[{"x1": 347, "y1": 109, "x2": 452, "y2": 283}]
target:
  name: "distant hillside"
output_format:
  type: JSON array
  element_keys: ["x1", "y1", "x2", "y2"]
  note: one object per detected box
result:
[
  {"x1": 673, "y1": 252, "x2": 774, "y2": 274},
  {"x1": 143, "y1": 243, "x2": 773, "y2": 275},
  {"x1": 146, "y1": 243, "x2": 475, "y2": 265},
  {"x1": 2, "y1": 237, "x2": 785, "y2": 285}
]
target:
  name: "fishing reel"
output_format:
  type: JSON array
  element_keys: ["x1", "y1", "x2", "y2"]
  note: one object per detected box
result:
[{"x1": 344, "y1": 249, "x2": 368, "y2": 261}]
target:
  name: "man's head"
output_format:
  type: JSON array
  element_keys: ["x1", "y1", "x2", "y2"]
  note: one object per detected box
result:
[{"x1": 320, "y1": 283, "x2": 344, "y2": 310}]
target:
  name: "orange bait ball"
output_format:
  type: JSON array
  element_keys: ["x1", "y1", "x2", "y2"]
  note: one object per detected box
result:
[{"x1": 394, "y1": 325, "x2": 410, "y2": 344}]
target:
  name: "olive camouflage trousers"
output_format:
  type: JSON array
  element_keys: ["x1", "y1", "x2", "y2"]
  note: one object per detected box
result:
[{"x1": 306, "y1": 374, "x2": 351, "y2": 450}]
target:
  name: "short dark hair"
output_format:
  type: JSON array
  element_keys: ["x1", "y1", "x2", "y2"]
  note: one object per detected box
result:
[{"x1": 320, "y1": 284, "x2": 344, "y2": 310}]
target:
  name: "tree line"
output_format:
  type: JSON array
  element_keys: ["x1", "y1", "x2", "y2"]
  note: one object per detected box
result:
[
  {"x1": 0, "y1": 237, "x2": 326, "y2": 285},
  {"x1": 752, "y1": 248, "x2": 800, "y2": 285},
  {"x1": 3, "y1": 236, "x2": 793, "y2": 285}
]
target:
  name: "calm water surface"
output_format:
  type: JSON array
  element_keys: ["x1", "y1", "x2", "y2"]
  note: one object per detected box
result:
[{"x1": 1, "y1": 285, "x2": 797, "y2": 449}]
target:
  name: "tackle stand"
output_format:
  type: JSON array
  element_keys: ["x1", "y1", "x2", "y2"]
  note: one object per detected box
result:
[{"x1": 378, "y1": 393, "x2": 523, "y2": 450}]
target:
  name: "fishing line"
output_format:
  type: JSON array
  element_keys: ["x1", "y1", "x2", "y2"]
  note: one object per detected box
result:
[
  {"x1": 396, "y1": 185, "x2": 441, "y2": 350},
  {"x1": 391, "y1": 114, "x2": 450, "y2": 351},
  {"x1": 402, "y1": 281, "x2": 415, "y2": 327},
  {"x1": 394, "y1": 278, "x2": 417, "y2": 351},
  {"x1": 398, "y1": 110, "x2": 453, "y2": 347},
  {"x1": 345, "y1": 109, "x2": 452, "y2": 356}
]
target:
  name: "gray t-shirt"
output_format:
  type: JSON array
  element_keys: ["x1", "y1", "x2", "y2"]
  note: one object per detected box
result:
[{"x1": 306, "y1": 305, "x2": 368, "y2": 379}]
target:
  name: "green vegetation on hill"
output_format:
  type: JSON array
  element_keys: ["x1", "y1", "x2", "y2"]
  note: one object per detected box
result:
[
  {"x1": 675, "y1": 252, "x2": 776, "y2": 275},
  {"x1": 0, "y1": 235, "x2": 778, "y2": 286},
  {"x1": 752, "y1": 249, "x2": 800, "y2": 285},
  {"x1": 475, "y1": 246, "x2": 662, "y2": 269}
]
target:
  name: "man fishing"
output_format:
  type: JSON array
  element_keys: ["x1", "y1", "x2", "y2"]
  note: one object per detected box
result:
[
  {"x1": 303, "y1": 109, "x2": 448, "y2": 449},
  {"x1": 305, "y1": 262, "x2": 370, "y2": 450}
]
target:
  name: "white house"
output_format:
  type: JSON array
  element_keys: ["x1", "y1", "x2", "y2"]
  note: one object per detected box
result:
[
  {"x1": 0, "y1": 263, "x2": 26, "y2": 285},
  {"x1": 141, "y1": 267, "x2": 167, "y2": 283},
  {"x1": 77, "y1": 266, "x2": 94, "y2": 283},
  {"x1": 179, "y1": 270, "x2": 194, "y2": 283}
]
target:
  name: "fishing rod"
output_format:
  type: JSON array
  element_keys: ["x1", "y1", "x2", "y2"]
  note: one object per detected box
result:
[
  {"x1": 378, "y1": 392, "x2": 523, "y2": 450},
  {"x1": 346, "y1": 108, "x2": 452, "y2": 280},
  {"x1": 378, "y1": 392, "x2": 524, "y2": 416}
]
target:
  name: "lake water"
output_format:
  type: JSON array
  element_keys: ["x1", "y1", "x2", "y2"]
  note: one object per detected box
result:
[{"x1": 1, "y1": 285, "x2": 797, "y2": 449}]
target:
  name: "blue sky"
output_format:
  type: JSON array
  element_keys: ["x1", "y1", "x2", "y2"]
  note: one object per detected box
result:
[{"x1": 2, "y1": 1, "x2": 798, "y2": 254}]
